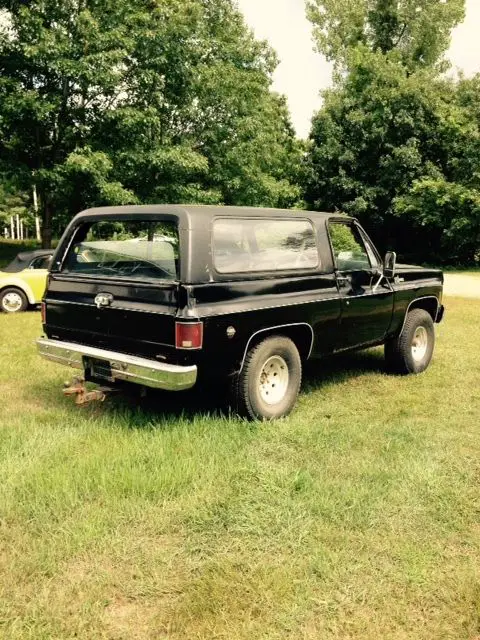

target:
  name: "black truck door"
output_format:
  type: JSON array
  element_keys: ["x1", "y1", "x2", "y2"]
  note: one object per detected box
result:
[{"x1": 328, "y1": 220, "x2": 394, "y2": 351}]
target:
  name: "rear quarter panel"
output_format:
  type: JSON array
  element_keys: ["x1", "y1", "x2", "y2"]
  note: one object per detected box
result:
[{"x1": 388, "y1": 266, "x2": 443, "y2": 336}]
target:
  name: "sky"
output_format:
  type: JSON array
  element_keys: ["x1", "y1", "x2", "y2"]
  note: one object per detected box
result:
[{"x1": 236, "y1": 0, "x2": 480, "y2": 138}]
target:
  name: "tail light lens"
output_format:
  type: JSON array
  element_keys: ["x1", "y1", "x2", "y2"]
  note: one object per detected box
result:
[
  {"x1": 41, "y1": 301, "x2": 46, "y2": 324},
  {"x1": 175, "y1": 322, "x2": 203, "y2": 349}
]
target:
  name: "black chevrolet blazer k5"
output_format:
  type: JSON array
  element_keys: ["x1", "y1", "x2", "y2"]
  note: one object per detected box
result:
[{"x1": 38, "y1": 205, "x2": 445, "y2": 420}]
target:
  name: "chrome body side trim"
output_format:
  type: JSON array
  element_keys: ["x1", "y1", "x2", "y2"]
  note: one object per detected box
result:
[
  {"x1": 196, "y1": 288, "x2": 394, "y2": 317},
  {"x1": 46, "y1": 284, "x2": 439, "y2": 319},
  {"x1": 46, "y1": 298, "x2": 175, "y2": 317},
  {"x1": 239, "y1": 322, "x2": 315, "y2": 373},
  {"x1": 399, "y1": 295, "x2": 440, "y2": 336}
]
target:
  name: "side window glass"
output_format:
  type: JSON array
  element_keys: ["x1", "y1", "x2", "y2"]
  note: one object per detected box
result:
[
  {"x1": 29, "y1": 256, "x2": 51, "y2": 269},
  {"x1": 329, "y1": 223, "x2": 371, "y2": 271},
  {"x1": 213, "y1": 219, "x2": 319, "y2": 273}
]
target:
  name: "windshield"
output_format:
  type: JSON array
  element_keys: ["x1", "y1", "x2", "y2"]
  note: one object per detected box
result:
[{"x1": 62, "y1": 220, "x2": 179, "y2": 281}]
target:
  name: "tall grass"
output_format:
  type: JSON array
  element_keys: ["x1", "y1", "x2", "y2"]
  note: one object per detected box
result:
[{"x1": 0, "y1": 298, "x2": 479, "y2": 639}]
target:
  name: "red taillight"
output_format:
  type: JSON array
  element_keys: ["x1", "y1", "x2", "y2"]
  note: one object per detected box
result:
[
  {"x1": 41, "y1": 302, "x2": 46, "y2": 324},
  {"x1": 175, "y1": 322, "x2": 203, "y2": 349}
]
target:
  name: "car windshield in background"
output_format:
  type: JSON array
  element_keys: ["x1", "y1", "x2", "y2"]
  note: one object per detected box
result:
[
  {"x1": 63, "y1": 220, "x2": 179, "y2": 281},
  {"x1": 213, "y1": 218, "x2": 319, "y2": 274}
]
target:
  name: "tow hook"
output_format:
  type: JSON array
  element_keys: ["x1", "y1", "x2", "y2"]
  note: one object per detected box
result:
[{"x1": 62, "y1": 376, "x2": 112, "y2": 405}]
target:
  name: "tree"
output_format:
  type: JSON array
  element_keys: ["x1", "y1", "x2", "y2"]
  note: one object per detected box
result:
[
  {"x1": 394, "y1": 178, "x2": 480, "y2": 265},
  {"x1": 0, "y1": 0, "x2": 302, "y2": 247},
  {"x1": 0, "y1": 1, "x2": 139, "y2": 246},
  {"x1": 304, "y1": 0, "x2": 480, "y2": 265},
  {"x1": 394, "y1": 74, "x2": 480, "y2": 264},
  {"x1": 306, "y1": 0, "x2": 465, "y2": 70},
  {"x1": 305, "y1": 50, "x2": 450, "y2": 251},
  {"x1": 98, "y1": 0, "x2": 303, "y2": 208}
]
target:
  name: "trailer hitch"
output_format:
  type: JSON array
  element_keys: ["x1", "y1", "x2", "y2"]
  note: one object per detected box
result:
[{"x1": 63, "y1": 376, "x2": 112, "y2": 405}]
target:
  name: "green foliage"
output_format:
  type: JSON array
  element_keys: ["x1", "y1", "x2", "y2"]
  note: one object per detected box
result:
[
  {"x1": 61, "y1": 147, "x2": 138, "y2": 216},
  {"x1": 395, "y1": 178, "x2": 480, "y2": 265},
  {"x1": 305, "y1": 0, "x2": 480, "y2": 266},
  {"x1": 0, "y1": 0, "x2": 302, "y2": 247},
  {"x1": 306, "y1": 51, "x2": 445, "y2": 247},
  {"x1": 306, "y1": 0, "x2": 465, "y2": 70},
  {"x1": 329, "y1": 222, "x2": 362, "y2": 253}
]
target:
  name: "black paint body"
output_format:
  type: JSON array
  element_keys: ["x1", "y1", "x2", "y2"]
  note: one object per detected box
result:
[{"x1": 43, "y1": 205, "x2": 444, "y2": 384}]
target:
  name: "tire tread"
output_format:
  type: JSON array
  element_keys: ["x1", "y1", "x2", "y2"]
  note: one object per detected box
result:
[
  {"x1": 385, "y1": 308, "x2": 434, "y2": 374},
  {"x1": 231, "y1": 335, "x2": 302, "y2": 420}
]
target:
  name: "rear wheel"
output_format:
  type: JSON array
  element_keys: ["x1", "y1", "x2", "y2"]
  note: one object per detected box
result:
[
  {"x1": 385, "y1": 308, "x2": 435, "y2": 374},
  {"x1": 231, "y1": 335, "x2": 302, "y2": 420},
  {"x1": 0, "y1": 287, "x2": 28, "y2": 313}
]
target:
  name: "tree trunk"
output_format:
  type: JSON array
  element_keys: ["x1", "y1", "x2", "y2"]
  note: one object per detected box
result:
[{"x1": 41, "y1": 199, "x2": 53, "y2": 248}]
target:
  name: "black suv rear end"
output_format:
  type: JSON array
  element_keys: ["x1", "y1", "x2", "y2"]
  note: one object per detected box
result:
[{"x1": 38, "y1": 206, "x2": 201, "y2": 391}]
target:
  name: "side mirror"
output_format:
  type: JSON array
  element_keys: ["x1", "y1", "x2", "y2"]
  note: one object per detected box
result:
[{"x1": 384, "y1": 251, "x2": 397, "y2": 278}]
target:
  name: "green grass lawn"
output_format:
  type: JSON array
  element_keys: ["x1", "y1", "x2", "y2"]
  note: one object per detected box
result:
[{"x1": 1, "y1": 299, "x2": 479, "y2": 639}]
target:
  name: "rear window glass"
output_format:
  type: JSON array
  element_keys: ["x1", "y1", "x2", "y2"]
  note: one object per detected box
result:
[
  {"x1": 213, "y1": 218, "x2": 319, "y2": 273},
  {"x1": 62, "y1": 220, "x2": 179, "y2": 281}
]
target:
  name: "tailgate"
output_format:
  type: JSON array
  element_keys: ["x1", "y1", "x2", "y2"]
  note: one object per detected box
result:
[
  {"x1": 45, "y1": 276, "x2": 178, "y2": 359},
  {"x1": 44, "y1": 216, "x2": 181, "y2": 361}
]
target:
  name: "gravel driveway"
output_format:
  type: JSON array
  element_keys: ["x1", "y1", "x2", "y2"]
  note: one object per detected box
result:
[{"x1": 443, "y1": 274, "x2": 480, "y2": 298}]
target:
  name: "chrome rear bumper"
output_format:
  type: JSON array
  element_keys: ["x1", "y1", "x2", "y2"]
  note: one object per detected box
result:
[{"x1": 36, "y1": 338, "x2": 197, "y2": 391}]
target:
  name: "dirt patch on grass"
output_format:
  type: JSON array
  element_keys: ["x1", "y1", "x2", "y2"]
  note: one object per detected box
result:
[{"x1": 103, "y1": 599, "x2": 169, "y2": 640}]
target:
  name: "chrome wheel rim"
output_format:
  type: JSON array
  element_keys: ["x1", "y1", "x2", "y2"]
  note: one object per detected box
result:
[
  {"x1": 2, "y1": 292, "x2": 23, "y2": 312},
  {"x1": 411, "y1": 326, "x2": 428, "y2": 362},
  {"x1": 258, "y1": 355, "x2": 289, "y2": 405}
]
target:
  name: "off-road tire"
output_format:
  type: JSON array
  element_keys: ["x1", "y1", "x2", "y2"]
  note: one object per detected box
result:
[
  {"x1": 385, "y1": 308, "x2": 435, "y2": 374},
  {"x1": 231, "y1": 335, "x2": 302, "y2": 420},
  {"x1": 0, "y1": 287, "x2": 28, "y2": 313}
]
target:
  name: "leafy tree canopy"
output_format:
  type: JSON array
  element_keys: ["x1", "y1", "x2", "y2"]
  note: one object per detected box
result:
[
  {"x1": 305, "y1": 49, "x2": 480, "y2": 264},
  {"x1": 305, "y1": 0, "x2": 480, "y2": 265},
  {"x1": 0, "y1": 0, "x2": 302, "y2": 247},
  {"x1": 306, "y1": 0, "x2": 465, "y2": 70}
]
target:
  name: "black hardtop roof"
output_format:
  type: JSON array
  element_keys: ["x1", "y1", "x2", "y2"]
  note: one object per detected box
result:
[{"x1": 73, "y1": 204, "x2": 349, "y2": 228}]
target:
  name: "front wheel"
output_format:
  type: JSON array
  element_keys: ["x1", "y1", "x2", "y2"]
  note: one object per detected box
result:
[
  {"x1": 0, "y1": 287, "x2": 28, "y2": 313},
  {"x1": 231, "y1": 335, "x2": 302, "y2": 420},
  {"x1": 385, "y1": 308, "x2": 435, "y2": 374}
]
